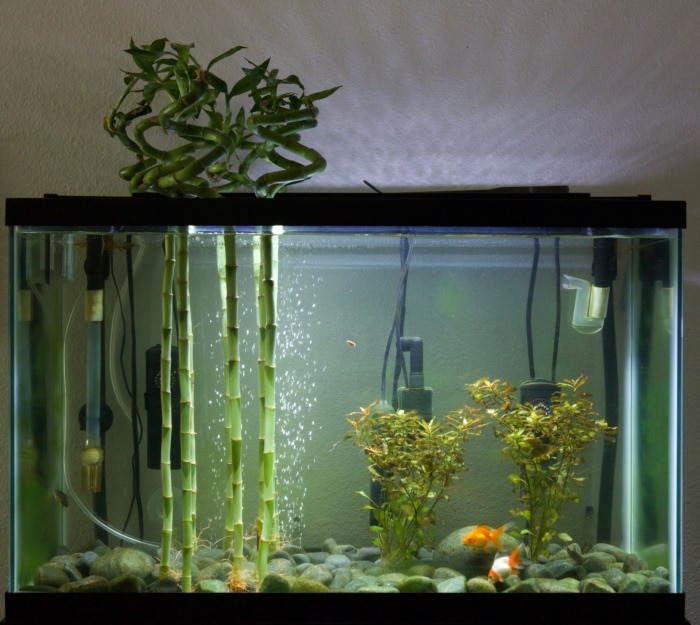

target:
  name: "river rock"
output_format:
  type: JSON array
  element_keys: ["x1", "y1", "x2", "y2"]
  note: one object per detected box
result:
[
  {"x1": 144, "y1": 575, "x2": 180, "y2": 593},
  {"x1": 433, "y1": 566, "x2": 464, "y2": 580},
  {"x1": 325, "y1": 554, "x2": 352, "y2": 569},
  {"x1": 60, "y1": 575, "x2": 110, "y2": 593},
  {"x1": 358, "y1": 585, "x2": 399, "y2": 593},
  {"x1": 34, "y1": 563, "x2": 71, "y2": 588},
  {"x1": 268, "y1": 549, "x2": 294, "y2": 562},
  {"x1": 601, "y1": 566, "x2": 626, "y2": 590},
  {"x1": 581, "y1": 577, "x2": 615, "y2": 593},
  {"x1": 198, "y1": 579, "x2": 229, "y2": 593},
  {"x1": 397, "y1": 575, "x2": 438, "y2": 593},
  {"x1": 288, "y1": 577, "x2": 330, "y2": 592},
  {"x1": 330, "y1": 566, "x2": 353, "y2": 589},
  {"x1": 622, "y1": 552, "x2": 642, "y2": 572},
  {"x1": 307, "y1": 551, "x2": 331, "y2": 565},
  {"x1": 619, "y1": 572, "x2": 648, "y2": 593},
  {"x1": 259, "y1": 572, "x2": 291, "y2": 593},
  {"x1": 90, "y1": 547, "x2": 154, "y2": 580},
  {"x1": 504, "y1": 578, "x2": 540, "y2": 593},
  {"x1": 108, "y1": 574, "x2": 146, "y2": 592},
  {"x1": 466, "y1": 576, "x2": 497, "y2": 593},
  {"x1": 200, "y1": 561, "x2": 232, "y2": 581},
  {"x1": 537, "y1": 577, "x2": 580, "y2": 593},
  {"x1": 590, "y1": 543, "x2": 628, "y2": 562},
  {"x1": 434, "y1": 526, "x2": 517, "y2": 577},
  {"x1": 300, "y1": 563, "x2": 333, "y2": 586},
  {"x1": 76, "y1": 551, "x2": 99, "y2": 576},
  {"x1": 437, "y1": 576, "x2": 466, "y2": 593},
  {"x1": 344, "y1": 575, "x2": 379, "y2": 592},
  {"x1": 376, "y1": 572, "x2": 407, "y2": 588},
  {"x1": 581, "y1": 552, "x2": 615, "y2": 573},
  {"x1": 544, "y1": 559, "x2": 581, "y2": 580},
  {"x1": 524, "y1": 563, "x2": 554, "y2": 579},
  {"x1": 646, "y1": 576, "x2": 671, "y2": 593},
  {"x1": 355, "y1": 546, "x2": 381, "y2": 562},
  {"x1": 266, "y1": 558, "x2": 296, "y2": 577}
]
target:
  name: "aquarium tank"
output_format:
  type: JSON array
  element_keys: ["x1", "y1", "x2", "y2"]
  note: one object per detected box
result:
[{"x1": 5, "y1": 192, "x2": 686, "y2": 624}]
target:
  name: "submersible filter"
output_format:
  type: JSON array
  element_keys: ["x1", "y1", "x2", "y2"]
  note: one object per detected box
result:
[
  {"x1": 397, "y1": 337, "x2": 433, "y2": 420},
  {"x1": 369, "y1": 336, "x2": 433, "y2": 525}
]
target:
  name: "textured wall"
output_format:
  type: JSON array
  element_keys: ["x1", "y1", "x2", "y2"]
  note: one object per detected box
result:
[{"x1": 1, "y1": 1, "x2": 699, "y2": 620}]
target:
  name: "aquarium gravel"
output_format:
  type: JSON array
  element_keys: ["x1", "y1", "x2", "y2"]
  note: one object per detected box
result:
[{"x1": 25, "y1": 534, "x2": 669, "y2": 594}]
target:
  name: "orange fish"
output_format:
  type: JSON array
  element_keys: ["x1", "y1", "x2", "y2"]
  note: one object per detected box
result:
[
  {"x1": 488, "y1": 543, "x2": 524, "y2": 582},
  {"x1": 462, "y1": 522, "x2": 514, "y2": 552}
]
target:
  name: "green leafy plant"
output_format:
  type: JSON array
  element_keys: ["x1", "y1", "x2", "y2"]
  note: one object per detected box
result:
[
  {"x1": 465, "y1": 375, "x2": 616, "y2": 559},
  {"x1": 346, "y1": 404, "x2": 483, "y2": 566},
  {"x1": 104, "y1": 37, "x2": 339, "y2": 198}
]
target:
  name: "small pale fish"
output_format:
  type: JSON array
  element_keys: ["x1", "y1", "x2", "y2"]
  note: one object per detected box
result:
[
  {"x1": 346, "y1": 340, "x2": 356, "y2": 348},
  {"x1": 488, "y1": 543, "x2": 524, "y2": 583},
  {"x1": 52, "y1": 489, "x2": 69, "y2": 508}
]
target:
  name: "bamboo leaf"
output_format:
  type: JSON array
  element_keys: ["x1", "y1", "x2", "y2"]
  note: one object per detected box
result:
[
  {"x1": 207, "y1": 45, "x2": 246, "y2": 71},
  {"x1": 171, "y1": 42, "x2": 195, "y2": 67},
  {"x1": 306, "y1": 85, "x2": 342, "y2": 102}
]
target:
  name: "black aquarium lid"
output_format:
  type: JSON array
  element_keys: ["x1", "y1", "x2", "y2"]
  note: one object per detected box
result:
[{"x1": 4, "y1": 192, "x2": 686, "y2": 231}]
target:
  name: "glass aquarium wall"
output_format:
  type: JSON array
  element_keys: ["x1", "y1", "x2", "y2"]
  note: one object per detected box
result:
[{"x1": 5, "y1": 194, "x2": 685, "y2": 620}]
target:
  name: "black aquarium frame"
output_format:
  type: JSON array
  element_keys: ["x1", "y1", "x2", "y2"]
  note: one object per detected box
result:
[
  {"x1": 5, "y1": 191, "x2": 687, "y2": 230},
  {"x1": 4, "y1": 192, "x2": 688, "y2": 625},
  {"x1": 3, "y1": 592, "x2": 688, "y2": 625}
]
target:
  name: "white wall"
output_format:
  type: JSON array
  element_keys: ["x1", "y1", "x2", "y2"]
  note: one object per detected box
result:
[{"x1": 1, "y1": 0, "x2": 699, "y2": 620}]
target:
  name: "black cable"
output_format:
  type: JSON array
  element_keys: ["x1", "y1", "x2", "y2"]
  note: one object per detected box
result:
[
  {"x1": 113, "y1": 237, "x2": 144, "y2": 540},
  {"x1": 126, "y1": 236, "x2": 144, "y2": 538},
  {"x1": 380, "y1": 237, "x2": 412, "y2": 403},
  {"x1": 551, "y1": 238, "x2": 561, "y2": 381},
  {"x1": 391, "y1": 238, "x2": 412, "y2": 405},
  {"x1": 525, "y1": 238, "x2": 540, "y2": 379}
]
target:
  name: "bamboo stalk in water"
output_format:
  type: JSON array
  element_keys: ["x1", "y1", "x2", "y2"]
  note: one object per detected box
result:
[
  {"x1": 254, "y1": 232, "x2": 278, "y2": 581},
  {"x1": 176, "y1": 231, "x2": 196, "y2": 592},
  {"x1": 218, "y1": 231, "x2": 244, "y2": 567},
  {"x1": 159, "y1": 232, "x2": 176, "y2": 578}
]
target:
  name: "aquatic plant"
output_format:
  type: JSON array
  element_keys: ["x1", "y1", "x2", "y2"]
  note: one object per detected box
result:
[
  {"x1": 347, "y1": 404, "x2": 483, "y2": 566},
  {"x1": 465, "y1": 375, "x2": 616, "y2": 559}
]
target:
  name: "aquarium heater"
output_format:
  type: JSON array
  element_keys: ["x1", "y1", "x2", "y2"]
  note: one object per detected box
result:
[{"x1": 80, "y1": 235, "x2": 110, "y2": 493}]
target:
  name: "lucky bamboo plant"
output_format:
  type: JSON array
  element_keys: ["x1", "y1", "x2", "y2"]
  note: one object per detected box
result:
[
  {"x1": 105, "y1": 37, "x2": 338, "y2": 589},
  {"x1": 104, "y1": 37, "x2": 339, "y2": 197}
]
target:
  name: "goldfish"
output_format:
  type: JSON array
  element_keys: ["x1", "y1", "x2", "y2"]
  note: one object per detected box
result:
[
  {"x1": 488, "y1": 543, "x2": 524, "y2": 583},
  {"x1": 462, "y1": 522, "x2": 514, "y2": 552}
]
